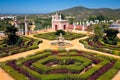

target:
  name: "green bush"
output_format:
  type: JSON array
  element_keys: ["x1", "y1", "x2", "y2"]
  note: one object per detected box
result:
[
  {"x1": 0, "y1": 53, "x2": 9, "y2": 58},
  {"x1": 22, "y1": 66, "x2": 42, "y2": 80},
  {"x1": 97, "y1": 60, "x2": 120, "y2": 80},
  {"x1": 55, "y1": 30, "x2": 66, "y2": 35},
  {"x1": 80, "y1": 59, "x2": 110, "y2": 79},
  {"x1": 32, "y1": 56, "x2": 92, "y2": 74},
  {"x1": 112, "y1": 50, "x2": 120, "y2": 56},
  {"x1": 34, "y1": 32, "x2": 85, "y2": 40}
]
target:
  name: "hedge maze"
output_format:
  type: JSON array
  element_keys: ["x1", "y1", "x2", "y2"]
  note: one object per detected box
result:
[{"x1": 0, "y1": 50, "x2": 120, "y2": 80}]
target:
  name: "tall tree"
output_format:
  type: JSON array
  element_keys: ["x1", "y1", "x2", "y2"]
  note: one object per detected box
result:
[
  {"x1": 104, "y1": 29, "x2": 119, "y2": 45},
  {"x1": 96, "y1": 15, "x2": 106, "y2": 21},
  {"x1": 34, "y1": 18, "x2": 51, "y2": 30},
  {"x1": 69, "y1": 18, "x2": 74, "y2": 24},
  {"x1": 61, "y1": 14, "x2": 66, "y2": 19},
  {"x1": 5, "y1": 25, "x2": 22, "y2": 45},
  {"x1": 89, "y1": 16, "x2": 96, "y2": 21}
]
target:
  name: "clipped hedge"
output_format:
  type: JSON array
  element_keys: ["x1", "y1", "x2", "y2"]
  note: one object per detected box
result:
[
  {"x1": 0, "y1": 50, "x2": 120, "y2": 80},
  {"x1": 32, "y1": 56, "x2": 92, "y2": 74},
  {"x1": 0, "y1": 37, "x2": 43, "y2": 58},
  {"x1": 34, "y1": 32, "x2": 86, "y2": 40},
  {"x1": 0, "y1": 64, "x2": 28, "y2": 80},
  {"x1": 97, "y1": 60, "x2": 120, "y2": 80}
]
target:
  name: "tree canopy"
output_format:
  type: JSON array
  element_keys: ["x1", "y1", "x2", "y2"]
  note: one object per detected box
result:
[
  {"x1": 4, "y1": 25, "x2": 22, "y2": 45},
  {"x1": 104, "y1": 29, "x2": 119, "y2": 45},
  {"x1": 89, "y1": 15, "x2": 107, "y2": 21},
  {"x1": 34, "y1": 18, "x2": 51, "y2": 30}
]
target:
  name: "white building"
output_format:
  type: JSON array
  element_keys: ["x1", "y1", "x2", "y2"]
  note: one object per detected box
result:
[{"x1": 109, "y1": 22, "x2": 120, "y2": 32}]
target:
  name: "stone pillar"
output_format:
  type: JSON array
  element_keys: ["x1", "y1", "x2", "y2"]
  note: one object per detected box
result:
[
  {"x1": 73, "y1": 22, "x2": 76, "y2": 30},
  {"x1": 86, "y1": 21, "x2": 90, "y2": 26},
  {"x1": 83, "y1": 21, "x2": 85, "y2": 26},
  {"x1": 76, "y1": 22, "x2": 79, "y2": 25},
  {"x1": 82, "y1": 22, "x2": 85, "y2": 31},
  {"x1": 24, "y1": 16, "x2": 28, "y2": 35},
  {"x1": 82, "y1": 26, "x2": 84, "y2": 31},
  {"x1": 14, "y1": 16, "x2": 18, "y2": 27},
  {"x1": 59, "y1": 15, "x2": 62, "y2": 20},
  {"x1": 74, "y1": 25, "x2": 76, "y2": 30}
]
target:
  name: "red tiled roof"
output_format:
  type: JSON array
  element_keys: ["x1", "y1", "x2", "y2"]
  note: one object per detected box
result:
[
  {"x1": 68, "y1": 25, "x2": 74, "y2": 29},
  {"x1": 67, "y1": 25, "x2": 88, "y2": 30}
]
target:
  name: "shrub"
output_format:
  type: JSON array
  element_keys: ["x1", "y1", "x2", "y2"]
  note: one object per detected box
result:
[
  {"x1": 58, "y1": 49, "x2": 67, "y2": 53},
  {"x1": 55, "y1": 30, "x2": 66, "y2": 35},
  {"x1": 97, "y1": 60, "x2": 120, "y2": 80},
  {"x1": 112, "y1": 50, "x2": 120, "y2": 56},
  {"x1": 22, "y1": 66, "x2": 42, "y2": 80},
  {"x1": 0, "y1": 53, "x2": 9, "y2": 58}
]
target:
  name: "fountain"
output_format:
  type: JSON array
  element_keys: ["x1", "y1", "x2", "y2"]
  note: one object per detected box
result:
[{"x1": 51, "y1": 33, "x2": 72, "y2": 49}]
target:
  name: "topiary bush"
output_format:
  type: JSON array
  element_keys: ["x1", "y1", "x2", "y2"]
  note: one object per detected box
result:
[{"x1": 55, "y1": 30, "x2": 66, "y2": 35}]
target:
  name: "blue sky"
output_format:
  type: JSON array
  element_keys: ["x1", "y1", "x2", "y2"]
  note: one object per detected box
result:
[{"x1": 0, "y1": 0, "x2": 120, "y2": 14}]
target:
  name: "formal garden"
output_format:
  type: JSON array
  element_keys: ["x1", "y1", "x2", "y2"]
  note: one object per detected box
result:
[
  {"x1": 0, "y1": 37, "x2": 42, "y2": 58},
  {"x1": 34, "y1": 30, "x2": 86, "y2": 40},
  {"x1": 80, "y1": 26, "x2": 120, "y2": 56},
  {"x1": 0, "y1": 49, "x2": 120, "y2": 80},
  {"x1": 1, "y1": 22, "x2": 120, "y2": 80},
  {"x1": 0, "y1": 25, "x2": 42, "y2": 58}
]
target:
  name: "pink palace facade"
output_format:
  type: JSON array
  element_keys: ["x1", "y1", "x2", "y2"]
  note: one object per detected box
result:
[
  {"x1": 52, "y1": 13, "x2": 88, "y2": 31},
  {"x1": 52, "y1": 13, "x2": 69, "y2": 31}
]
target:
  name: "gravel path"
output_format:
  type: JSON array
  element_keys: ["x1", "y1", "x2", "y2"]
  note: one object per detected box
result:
[{"x1": 0, "y1": 68, "x2": 14, "y2": 80}]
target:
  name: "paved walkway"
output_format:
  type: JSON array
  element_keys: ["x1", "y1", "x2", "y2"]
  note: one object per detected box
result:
[{"x1": 0, "y1": 30, "x2": 120, "y2": 80}]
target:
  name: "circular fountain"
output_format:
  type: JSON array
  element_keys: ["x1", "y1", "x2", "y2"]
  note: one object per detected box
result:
[{"x1": 51, "y1": 33, "x2": 72, "y2": 49}]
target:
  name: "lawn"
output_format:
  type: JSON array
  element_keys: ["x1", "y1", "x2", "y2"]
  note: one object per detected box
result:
[
  {"x1": 0, "y1": 49, "x2": 120, "y2": 80},
  {"x1": 34, "y1": 32, "x2": 86, "y2": 40}
]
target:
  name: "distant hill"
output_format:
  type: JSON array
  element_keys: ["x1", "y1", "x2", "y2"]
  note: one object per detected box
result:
[
  {"x1": 0, "y1": 6, "x2": 120, "y2": 20},
  {"x1": 51, "y1": 6, "x2": 120, "y2": 19}
]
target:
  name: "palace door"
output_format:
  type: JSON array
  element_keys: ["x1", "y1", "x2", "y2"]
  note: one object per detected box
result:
[
  {"x1": 63, "y1": 25, "x2": 66, "y2": 30},
  {"x1": 55, "y1": 25, "x2": 58, "y2": 31}
]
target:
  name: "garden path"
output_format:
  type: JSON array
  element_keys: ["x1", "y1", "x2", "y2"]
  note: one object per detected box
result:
[
  {"x1": 0, "y1": 68, "x2": 14, "y2": 80},
  {"x1": 0, "y1": 30, "x2": 120, "y2": 80}
]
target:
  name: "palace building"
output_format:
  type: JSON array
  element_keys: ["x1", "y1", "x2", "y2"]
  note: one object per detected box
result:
[
  {"x1": 52, "y1": 13, "x2": 88, "y2": 31},
  {"x1": 52, "y1": 13, "x2": 69, "y2": 31}
]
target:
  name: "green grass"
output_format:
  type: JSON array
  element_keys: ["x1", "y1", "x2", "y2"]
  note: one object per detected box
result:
[{"x1": 34, "y1": 32, "x2": 86, "y2": 40}]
